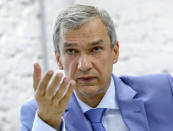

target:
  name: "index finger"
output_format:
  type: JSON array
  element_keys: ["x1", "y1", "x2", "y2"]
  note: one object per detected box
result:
[{"x1": 59, "y1": 80, "x2": 76, "y2": 108}]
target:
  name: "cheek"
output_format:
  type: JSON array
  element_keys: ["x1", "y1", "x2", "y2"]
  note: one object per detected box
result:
[
  {"x1": 64, "y1": 58, "x2": 78, "y2": 79},
  {"x1": 95, "y1": 53, "x2": 113, "y2": 76},
  {"x1": 98, "y1": 54, "x2": 111, "y2": 67},
  {"x1": 93, "y1": 55, "x2": 106, "y2": 75}
]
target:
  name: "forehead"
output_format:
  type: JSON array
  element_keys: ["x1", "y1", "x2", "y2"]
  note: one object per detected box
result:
[{"x1": 61, "y1": 17, "x2": 109, "y2": 45}]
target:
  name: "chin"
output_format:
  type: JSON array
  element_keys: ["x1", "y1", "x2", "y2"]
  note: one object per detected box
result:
[{"x1": 78, "y1": 86, "x2": 106, "y2": 98}]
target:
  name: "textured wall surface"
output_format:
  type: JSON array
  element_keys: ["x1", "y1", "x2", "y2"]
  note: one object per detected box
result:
[{"x1": 0, "y1": 0, "x2": 173, "y2": 130}]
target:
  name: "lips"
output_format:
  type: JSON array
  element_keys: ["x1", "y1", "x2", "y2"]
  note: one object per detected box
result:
[{"x1": 78, "y1": 76, "x2": 96, "y2": 82}]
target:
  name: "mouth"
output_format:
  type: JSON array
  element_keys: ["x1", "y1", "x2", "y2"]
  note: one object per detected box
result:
[{"x1": 77, "y1": 76, "x2": 96, "y2": 83}]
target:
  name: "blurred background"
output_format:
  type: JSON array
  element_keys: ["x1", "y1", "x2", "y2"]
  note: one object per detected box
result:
[{"x1": 0, "y1": 0, "x2": 173, "y2": 130}]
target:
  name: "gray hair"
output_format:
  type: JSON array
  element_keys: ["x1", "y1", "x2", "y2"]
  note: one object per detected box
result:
[{"x1": 53, "y1": 4, "x2": 117, "y2": 53}]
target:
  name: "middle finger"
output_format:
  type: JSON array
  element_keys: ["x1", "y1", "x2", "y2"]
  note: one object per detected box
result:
[{"x1": 46, "y1": 73, "x2": 63, "y2": 98}]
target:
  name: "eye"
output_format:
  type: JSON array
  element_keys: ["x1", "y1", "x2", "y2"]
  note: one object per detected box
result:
[
  {"x1": 66, "y1": 49, "x2": 77, "y2": 55},
  {"x1": 92, "y1": 47, "x2": 102, "y2": 53}
]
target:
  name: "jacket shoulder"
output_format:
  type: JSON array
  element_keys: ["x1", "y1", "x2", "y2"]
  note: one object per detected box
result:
[
  {"x1": 119, "y1": 73, "x2": 173, "y2": 97},
  {"x1": 120, "y1": 73, "x2": 171, "y2": 86},
  {"x1": 20, "y1": 98, "x2": 37, "y2": 131}
]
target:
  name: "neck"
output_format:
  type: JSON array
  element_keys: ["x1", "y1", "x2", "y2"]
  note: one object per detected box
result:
[{"x1": 76, "y1": 90, "x2": 108, "y2": 108}]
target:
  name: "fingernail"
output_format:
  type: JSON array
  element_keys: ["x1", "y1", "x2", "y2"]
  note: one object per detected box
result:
[
  {"x1": 64, "y1": 77, "x2": 69, "y2": 83},
  {"x1": 70, "y1": 80, "x2": 76, "y2": 86},
  {"x1": 48, "y1": 70, "x2": 53, "y2": 75},
  {"x1": 34, "y1": 63, "x2": 37, "y2": 68},
  {"x1": 56, "y1": 73, "x2": 63, "y2": 78},
  {"x1": 34, "y1": 63, "x2": 40, "y2": 70}
]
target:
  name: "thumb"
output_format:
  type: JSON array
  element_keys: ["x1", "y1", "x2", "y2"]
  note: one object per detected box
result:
[{"x1": 33, "y1": 63, "x2": 42, "y2": 91}]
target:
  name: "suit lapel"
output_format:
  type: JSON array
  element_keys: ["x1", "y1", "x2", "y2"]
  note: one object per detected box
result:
[
  {"x1": 113, "y1": 75, "x2": 150, "y2": 131},
  {"x1": 63, "y1": 75, "x2": 150, "y2": 131},
  {"x1": 63, "y1": 93, "x2": 93, "y2": 131}
]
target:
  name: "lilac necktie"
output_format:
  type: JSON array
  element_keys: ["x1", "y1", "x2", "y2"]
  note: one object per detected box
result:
[{"x1": 84, "y1": 108, "x2": 106, "y2": 131}]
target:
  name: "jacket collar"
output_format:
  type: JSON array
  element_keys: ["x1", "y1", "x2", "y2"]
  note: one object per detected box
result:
[
  {"x1": 63, "y1": 93, "x2": 93, "y2": 131},
  {"x1": 63, "y1": 74, "x2": 150, "y2": 131},
  {"x1": 112, "y1": 75, "x2": 150, "y2": 131}
]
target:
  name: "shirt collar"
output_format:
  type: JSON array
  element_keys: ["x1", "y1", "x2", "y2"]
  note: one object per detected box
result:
[{"x1": 75, "y1": 76, "x2": 119, "y2": 113}]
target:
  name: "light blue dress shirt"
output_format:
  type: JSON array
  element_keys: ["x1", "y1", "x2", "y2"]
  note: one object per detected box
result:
[{"x1": 32, "y1": 77, "x2": 128, "y2": 131}]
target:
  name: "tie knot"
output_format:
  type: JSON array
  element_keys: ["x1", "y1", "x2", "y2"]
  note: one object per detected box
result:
[{"x1": 84, "y1": 108, "x2": 106, "y2": 123}]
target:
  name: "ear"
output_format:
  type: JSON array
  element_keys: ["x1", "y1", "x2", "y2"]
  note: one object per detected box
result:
[
  {"x1": 54, "y1": 50, "x2": 64, "y2": 70},
  {"x1": 112, "y1": 41, "x2": 119, "y2": 64}
]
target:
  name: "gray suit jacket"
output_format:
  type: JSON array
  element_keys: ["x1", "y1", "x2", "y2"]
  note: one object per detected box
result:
[{"x1": 20, "y1": 74, "x2": 173, "y2": 131}]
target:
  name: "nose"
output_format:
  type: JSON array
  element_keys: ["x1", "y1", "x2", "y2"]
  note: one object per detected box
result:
[{"x1": 78, "y1": 54, "x2": 92, "y2": 72}]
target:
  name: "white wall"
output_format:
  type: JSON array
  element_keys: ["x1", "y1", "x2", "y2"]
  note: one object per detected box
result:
[{"x1": 0, "y1": 0, "x2": 173, "y2": 130}]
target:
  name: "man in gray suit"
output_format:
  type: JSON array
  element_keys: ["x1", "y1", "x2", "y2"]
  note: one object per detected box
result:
[{"x1": 20, "y1": 4, "x2": 173, "y2": 131}]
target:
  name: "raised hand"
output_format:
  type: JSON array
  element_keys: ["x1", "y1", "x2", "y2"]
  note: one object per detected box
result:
[{"x1": 33, "y1": 63, "x2": 76, "y2": 130}]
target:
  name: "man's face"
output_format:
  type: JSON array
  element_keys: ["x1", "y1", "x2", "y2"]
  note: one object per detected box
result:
[{"x1": 56, "y1": 17, "x2": 119, "y2": 99}]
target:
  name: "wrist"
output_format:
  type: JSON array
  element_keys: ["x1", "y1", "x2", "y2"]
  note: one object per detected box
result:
[{"x1": 38, "y1": 112, "x2": 62, "y2": 130}]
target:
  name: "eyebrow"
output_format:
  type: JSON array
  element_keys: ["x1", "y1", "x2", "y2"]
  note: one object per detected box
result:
[
  {"x1": 63, "y1": 40, "x2": 104, "y2": 48},
  {"x1": 89, "y1": 40, "x2": 104, "y2": 46},
  {"x1": 63, "y1": 42, "x2": 77, "y2": 48}
]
